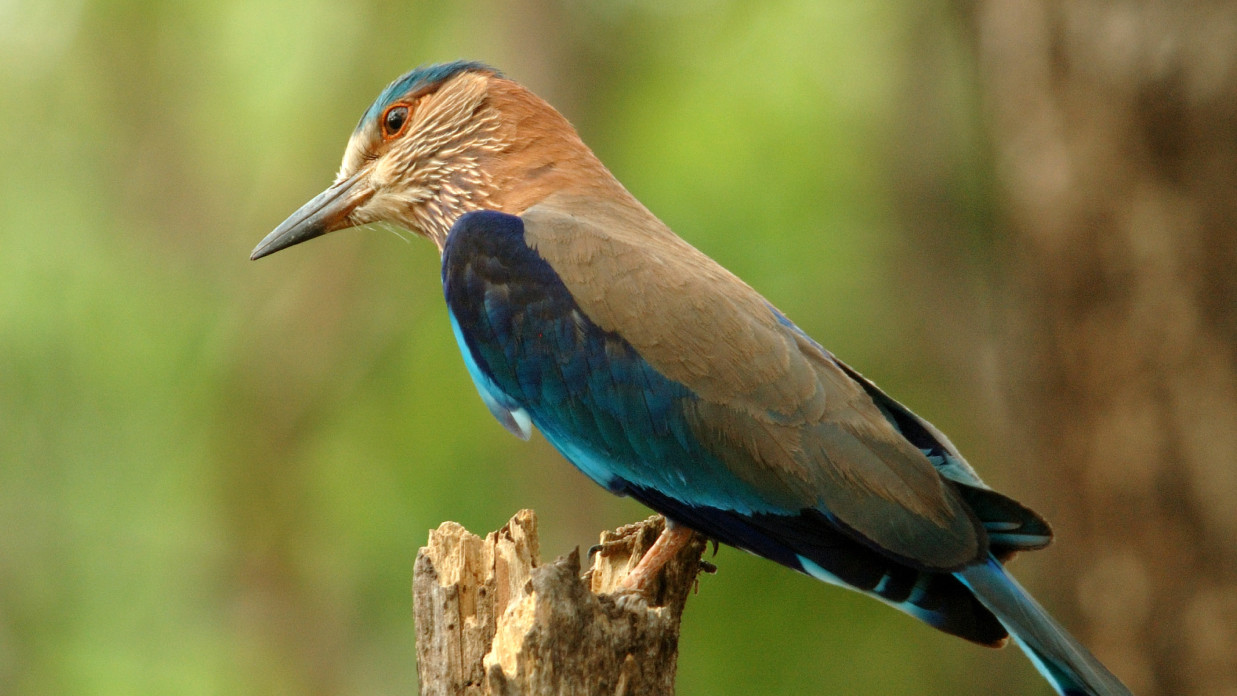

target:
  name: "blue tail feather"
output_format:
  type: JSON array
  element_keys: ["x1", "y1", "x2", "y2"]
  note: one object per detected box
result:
[{"x1": 957, "y1": 558, "x2": 1131, "y2": 696}]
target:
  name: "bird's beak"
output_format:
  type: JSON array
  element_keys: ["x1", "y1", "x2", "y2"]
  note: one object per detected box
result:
[{"x1": 250, "y1": 168, "x2": 375, "y2": 260}]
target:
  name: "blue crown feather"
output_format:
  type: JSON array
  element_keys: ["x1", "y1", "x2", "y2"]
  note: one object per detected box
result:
[{"x1": 356, "y1": 61, "x2": 499, "y2": 133}]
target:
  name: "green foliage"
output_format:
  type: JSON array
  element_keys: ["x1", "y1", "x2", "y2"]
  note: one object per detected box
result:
[{"x1": 0, "y1": 1, "x2": 1041, "y2": 694}]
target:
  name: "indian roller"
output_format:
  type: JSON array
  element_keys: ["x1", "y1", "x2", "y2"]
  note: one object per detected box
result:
[{"x1": 251, "y1": 62, "x2": 1131, "y2": 696}]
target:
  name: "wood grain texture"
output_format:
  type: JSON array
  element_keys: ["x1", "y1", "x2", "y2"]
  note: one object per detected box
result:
[{"x1": 413, "y1": 511, "x2": 706, "y2": 696}]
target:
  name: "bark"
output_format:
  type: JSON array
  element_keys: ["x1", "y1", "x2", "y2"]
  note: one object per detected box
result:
[
  {"x1": 969, "y1": 3, "x2": 1237, "y2": 695},
  {"x1": 413, "y1": 511, "x2": 707, "y2": 696}
]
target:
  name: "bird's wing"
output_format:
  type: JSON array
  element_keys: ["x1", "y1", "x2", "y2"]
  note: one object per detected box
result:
[{"x1": 447, "y1": 201, "x2": 984, "y2": 570}]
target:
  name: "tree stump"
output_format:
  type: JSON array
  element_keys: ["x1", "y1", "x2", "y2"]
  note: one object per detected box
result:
[{"x1": 413, "y1": 510, "x2": 708, "y2": 696}]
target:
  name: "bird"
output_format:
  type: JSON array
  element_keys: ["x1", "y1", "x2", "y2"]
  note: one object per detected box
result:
[{"x1": 251, "y1": 61, "x2": 1132, "y2": 696}]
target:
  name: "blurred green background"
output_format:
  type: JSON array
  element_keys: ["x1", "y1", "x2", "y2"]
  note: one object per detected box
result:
[{"x1": 0, "y1": 1, "x2": 1049, "y2": 694}]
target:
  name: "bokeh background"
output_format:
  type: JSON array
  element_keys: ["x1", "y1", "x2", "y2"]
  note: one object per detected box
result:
[{"x1": 3, "y1": 1, "x2": 1234, "y2": 695}]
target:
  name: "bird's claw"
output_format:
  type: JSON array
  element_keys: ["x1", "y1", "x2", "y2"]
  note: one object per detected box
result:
[{"x1": 587, "y1": 539, "x2": 630, "y2": 560}]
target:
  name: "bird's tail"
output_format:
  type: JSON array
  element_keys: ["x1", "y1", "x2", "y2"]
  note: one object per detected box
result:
[{"x1": 957, "y1": 557, "x2": 1132, "y2": 696}]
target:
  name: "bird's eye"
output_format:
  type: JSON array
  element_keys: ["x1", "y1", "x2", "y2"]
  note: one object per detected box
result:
[{"x1": 382, "y1": 105, "x2": 410, "y2": 139}]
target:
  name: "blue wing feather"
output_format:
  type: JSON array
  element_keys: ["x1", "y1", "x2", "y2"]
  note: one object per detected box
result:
[{"x1": 447, "y1": 310, "x2": 531, "y2": 440}]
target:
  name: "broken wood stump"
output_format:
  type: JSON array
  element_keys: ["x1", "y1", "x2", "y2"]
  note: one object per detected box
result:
[{"x1": 412, "y1": 510, "x2": 708, "y2": 696}]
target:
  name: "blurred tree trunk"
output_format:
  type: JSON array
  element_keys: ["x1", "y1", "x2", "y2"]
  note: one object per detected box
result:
[{"x1": 967, "y1": 2, "x2": 1237, "y2": 695}]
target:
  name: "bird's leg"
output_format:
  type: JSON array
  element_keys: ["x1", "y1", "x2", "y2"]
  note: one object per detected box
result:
[{"x1": 620, "y1": 519, "x2": 696, "y2": 591}]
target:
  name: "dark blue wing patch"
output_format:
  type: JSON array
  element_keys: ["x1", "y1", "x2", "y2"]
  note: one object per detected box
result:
[
  {"x1": 444, "y1": 210, "x2": 800, "y2": 507},
  {"x1": 442, "y1": 210, "x2": 698, "y2": 494}
]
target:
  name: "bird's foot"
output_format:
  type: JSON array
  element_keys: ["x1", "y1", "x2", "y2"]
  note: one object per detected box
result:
[
  {"x1": 618, "y1": 522, "x2": 696, "y2": 592},
  {"x1": 585, "y1": 515, "x2": 709, "y2": 609}
]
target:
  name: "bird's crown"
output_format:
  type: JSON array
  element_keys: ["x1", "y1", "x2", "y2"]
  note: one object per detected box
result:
[{"x1": 355, "y1": 61, "x2": 501, "y2": 137}]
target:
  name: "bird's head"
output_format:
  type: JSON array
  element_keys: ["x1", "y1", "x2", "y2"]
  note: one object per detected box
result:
[{"x1": 252, "y1": 61, "x2": 602, "y2": 260}]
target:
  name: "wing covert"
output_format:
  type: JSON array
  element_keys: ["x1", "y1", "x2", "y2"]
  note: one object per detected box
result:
[{"x1": 519, "y1": 197, "x2": 987, "y2": 570}]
